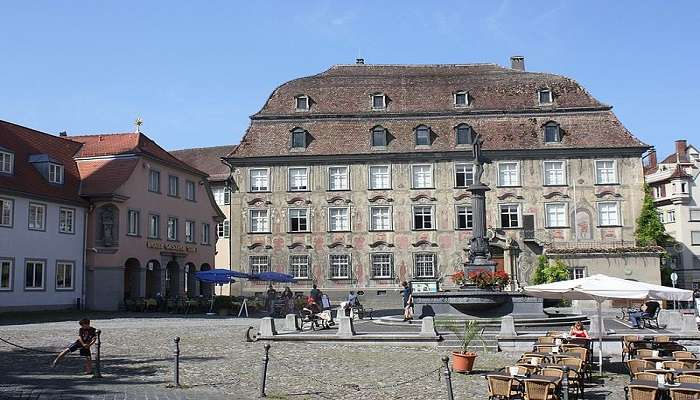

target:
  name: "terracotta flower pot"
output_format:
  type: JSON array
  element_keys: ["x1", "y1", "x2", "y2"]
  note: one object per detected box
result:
[{"x1": 451, "y1": 351, "x2": 477, "y2": 373}]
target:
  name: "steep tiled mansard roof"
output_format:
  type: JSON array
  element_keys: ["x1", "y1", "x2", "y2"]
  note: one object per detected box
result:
[
  {"x1": 230, "y1": 63, "x2": 646, "y2": 160},
  {"x1": 171, "y1": 145, "x2": 237, "y2": 181}
]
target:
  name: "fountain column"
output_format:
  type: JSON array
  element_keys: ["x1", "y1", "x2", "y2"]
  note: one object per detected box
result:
[{"x1": 465, "y1": 136, "x2": 497, "y2": 274}]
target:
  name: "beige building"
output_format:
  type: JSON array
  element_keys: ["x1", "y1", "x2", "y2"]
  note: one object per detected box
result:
[{"x1": 224, "y1": 58, "x2": 657, "y2": 305}]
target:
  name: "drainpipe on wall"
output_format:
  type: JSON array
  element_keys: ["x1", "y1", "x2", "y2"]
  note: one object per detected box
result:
[
  {"x1": 221, "y1": 157, "x2": 236, "y2": 297},
  {"x1": 81, "y1": 204, "x2": 90, "y2": 310}
]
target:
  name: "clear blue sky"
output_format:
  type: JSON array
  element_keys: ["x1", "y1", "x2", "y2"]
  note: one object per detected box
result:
[{"x1": 1, "y1": 1, "x2": 698, "y2": 157}]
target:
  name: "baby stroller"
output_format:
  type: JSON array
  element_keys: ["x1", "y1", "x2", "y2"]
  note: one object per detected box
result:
[{"x1": 299, "y1": 297, "x2": 334, "y2": 331}]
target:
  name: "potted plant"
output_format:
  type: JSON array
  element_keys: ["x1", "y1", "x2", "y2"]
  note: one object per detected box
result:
[
  {"x1": 451, "y1": 271, "x2": 468, "y2": 288},
  {"x1": 450, "y1": 320, "x2": 487, "y2": 373}
]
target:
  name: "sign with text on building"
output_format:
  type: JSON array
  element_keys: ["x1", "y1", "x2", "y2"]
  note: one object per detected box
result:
[
  {"x1": 412, "y1": 281, "x2": 439, "y2": 293},
  {"x1": 146, "y1": 240, "x2": 198, "y2": 253}
]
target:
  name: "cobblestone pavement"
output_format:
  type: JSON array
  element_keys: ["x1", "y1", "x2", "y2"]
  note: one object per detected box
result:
[{"x1": 0, "y1": 315, "x2": 633, "y2": 399}]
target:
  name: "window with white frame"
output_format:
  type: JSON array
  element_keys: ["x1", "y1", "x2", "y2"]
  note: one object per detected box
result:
[
  {"x1": 0, "y1": 198, "x2": 13, "y2": 227},
  {"x1": 328, "y1": 166, "x2": 349, "y2": 191},
  {"x1": 498, "y1": 162, "x2": 520, "y2": 187},
  {"x1": 217, "y1": 220, "x2": 230, "y2": 238},
  {"x1": 48, "y1": 163, "x2": 64, "y2": 184},
  {"x1": 59, "y1": 208, "x2": 75, "y2": 234},
  {"x1": 0, "y1": 259, "x2": 12, "y2": 290},
  {"x1": 538, "y1": 89, "x2": 553, "y2": 105},
  {"x1": 371, "y1": 94, "x2": 386, "y2": 109},
  {"x1": 456, "y1": 205, "x2": 473, "y2": 229},
  {"x1": 691, "y1": 231, "x2": 700, "y2": 246},
  {"x1": 185, "y1": 180, "x2": 196, "y2": 201},
  {"x1": 654, "y1": 186, "x2": 663, "y2": 198},
  {"x1": 25, "y1": 260, "x2": 44, "y2": 289},
  {"x1": 414, "y1": 253, "x2": 436, "y2": 277},
  {"x1": 369, "y1": 165, "x2": 391, "y2": 189},
  {"x1": 597, "y1": 202, "x2": 620, "y2": 226},
  {"x1": 500, "y1": 204, "x2": 521, "y2": 228},
  {"x1": 544, "y1": 122, "x2": 561, "y2": 143},
  {"x1": 127, "y1": 210, "x2": 139, "y2": 236},
  {"x1": 328, "y1": 207, "x2": 350, "y2": 231},
  {"x1": 201, "y1": 223, "x2": 210, "y2": 244},
  {"x1": 667, "y1": 210, "x2": 676, "y2": 223},
  {"x1": 371, "y1": 253, "x2": 393, "y2": 278},
  {"x1": 291, "y1": 128, "x2": 307, "y2": 148},
  {"x1": 148, "y1": 214, "x2": 160, "y2": 238},
  {"x1": 289, "y1": 209, "x2": 309, "y2": 232},
  {"x1": 329, "y1": 254, "x2": 351, "y2": 278},
  {"x1": 455, "y1": 163, "x2": 474, "y2": 187},
  {"x1": 0, "y1": 151, "x2": 13, "y2": 174},
  {"x1": 657, "y1": 211, "x2": 665, "y2": 223},
  {"x1": 371, "y1": 126, "x2": 388, "y2": 147},
  {"x1": 690, "y1": 209, "x2": 700, "y2": 221},
  {"x1": 56, "y1": 261, "x2": 74, "y2": 290},
  {"x1": 168, "y1": 175, "x2": 179, "y2": 197},
  {"x1": 250, "y1": 210, "x2": 270, "y2": 233},
  {"x1": 288, "y1": 167, "x2": 309, "y2": 191},
  {"x1": 411, "y1": 165, "x2": 433, "y2": 188},
  {"x1": 455, "y1": 124, "x2": 473, "y2": 145},
  {"x1": 148, "y1": 170, "x2": 160, "y2": 192},
  {"x1": 249, "y1": 168, "x2": 270, "y2": 192},
  {"x1": 167, "y1": 217, "x2": 178, "y2": 240},
  {"x1": 543, "y1": 161, "x2": 566, "y2": 186},
  {"x1": 595, "y1": 160, "x2": 618, "y2": 184},
  {"x1": 545, "y1": 203, "x2": 567, "y2": 228},
  {"x1": 289, "y1": 255, "x2": 310, "y2": 279},
  {"x1": 295, "y1": 95, "x2": 309, "y2": 111},
  {"x1": 569, "y1": 267, "x2": 585, "y2": 280},
  {"x1": 212, "y1": 186, "x2": 230, "y2": 205},
  {"x1": 185, "y1": 220, "x2": 195, "y2": 242},
  {"x1": 370, "y1": 206, "x2": 392, "y2": 231},
  {"x1": 681, "y1": 182, "x2": 688, "y2": 193},
  {"x1": 413, "y1": 205, "x2": 434, "y2": 230},
  {"x1": 415, "y1": 126, "x2": 431, "y2": 146},
  {"x1": 454, "y1": 91, "x2": 468, "y2": 107},
  {"x1": 28, "y1": 203, "x2": 45, "y2": 230},
  {"x1": 249, "y1": 256, "x2": 269, "y2": 274}
]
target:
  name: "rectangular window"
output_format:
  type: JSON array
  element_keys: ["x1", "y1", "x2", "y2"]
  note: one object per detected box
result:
[
  {"x1": 598, "y1": 202, "x2": 620, "y2": 226},
  {"x1": 544, "y1": 125, "x2": 560, "y2": 143},
  {"x1": 25, "y1": 260, "x2": 44, "y2": 289},
  {"x1": 595, "y1": 160, "x2": 618, "y2": 184},
  {"x1": 201, "y1": 223, "x2": 210, "y2": 244},
  {"x1": 539, "y1": 89, "x2": 553, "y2": 104},
  {"x1": 413, "y1": 205, "x2": 434, "y2": 230},
  {"x1": 0, "y1": 259, "x2": 12, "y2": 290},
  {"x1": 543, "y1": 161, "x2": 566, "y2": 186},
  {"x1": 329, "y1": 255, "x2": 351, "y2": 279},
  {"x1": 56, "y1": 261, "x2": 74, "y2": 290},
  {"x1": 28, "y1": 203, "x2": 46, "y2": 231},
  {"x1": 370, "y1": 206, "x2": 392, "y2": 231},
  {"x1": 369, "y1": 165, "x2": 391, "y2": 189},
  {"x1": 371, "y1": 253, "x2": 393, "y2": 278},
  {"x1": 667, "y1": 210, "x2": 676, "y2": 223},
  {"x1": 690, "y1": 209, "x2": 700, "y2": 221},
  {"x1": 372, "y1": 94, "x2": 386, "y2": 109},
  {"x1": 217, "y1": 220, "x2": 230, "y2": 238},
  {"x1": 250, "y1": 210, "x2": 270, "y2": 233},
  {"x1": 691, "y1": 232, "x2": 700, "y2": 246},
  {"x1": 0, "y1": 151, "x2": 13, "y2": 174},
  {"x1": 148, "y1": 170, "x2": 161, "y2": 192},
  {"x1": 0, "y1": 198, "x2": 12, "y2": 227},
  {"x1": 289, "y1": 255, "x2": 310, "y2": 279},
  {"x1": 328, "y1": 207, "x2": 350, "y2": 232},
  {"x1": 455, "y1": 163, "x2": 474, "y2": 188},
  {"x1": 250, "y1": 256, "x2": 269, "y2": 274},
  {"x1": 127, "y1": 210, "x2": 139, "y2": 236},
  {"x1": 212, "y1": 186, "x2": 230, "y2": 205},
  {"x1": 48, "y1": 163, "x2": 64, "y2": 184},
  {"x1": 455, "y1": 92, "x2": 468, "y2": 106},
  {"x1": 185, "y1": 220, "x2": 195, "y2": 242},
  {"x1": 295, "y1": 96, "x2": 308, "y2": 111},
  {"x1": 545, "y1": 203, "x2": 567, "y2": 228},
  {"x1": 372, "y1": 129, "x2": 388, "y2": 147},
  {"x1": 288, "y1": 167, "x2": 309, "y2": 191},
  {"x1": 185, "y1": 180, "x2": 196, "y2": 201},
  {"x1": 498, "y1": 162, "x2": 520, "y2": 187},
  {"x1": 167, "y1": 217, "x2": 178, "y2": 240},
  {"x1": 411, "y1": 165, "x2": 433, "y2": 189},
  {"x1": 500, "y1": 204, "x2": 521, "y2": 228},
  {"x1": 249, "y1": 168, "x2": 270, "y2": 192},
  {"x1": 328, "y1": 166, "x2": 349, "y2": 191},
  {"x1": 414, "y1": 253, "x2": 436, "y2": 278},
  {"x1": 148, "y1": 214, "x2": 160, "y2": 238},
  {"x1": 456, "y1": 205, "x2": 473, "y2": 229},
  {"x1": 415, "y1": 127, "x2": 431, "y2": 146},
  {"x1": 168, "y1": 175, "x2": 179, "y2": 197},
  {"x1": 289, "y1": 209, "x2": 309, "y2": 232},
  {"x1": 59, "y1": 208, "x2": 75, "y2": 234},
  {"x1": 658, "y1": 211, "x2": 665, "y2": 223},
  {"x1": 569, "y1": 267, "x2": 585, "y2": 280}
]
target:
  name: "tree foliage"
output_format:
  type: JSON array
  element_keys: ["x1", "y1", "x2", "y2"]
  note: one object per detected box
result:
[
  {"x1": 635, "y1": 184, "x2": 671, "y2": 246},
  {"x1": 532, "y1": 256, "x2": 571, "y2": 284}
]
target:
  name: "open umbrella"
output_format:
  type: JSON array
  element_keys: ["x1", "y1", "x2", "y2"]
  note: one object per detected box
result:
[
  {"x1": 253, "y1": 271, "x2": 295, "y2": 283},
  {"x1": 195, "y1": 269, "x2": 237, "y2": 313},
  {"x1": 212, "y1": 268, "x2": 252, "y2": 279},
  {"x1": 524, "y1": 274, "x2": 693, "y2": 375}
]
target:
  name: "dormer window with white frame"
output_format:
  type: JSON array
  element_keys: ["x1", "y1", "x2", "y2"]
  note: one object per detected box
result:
[
  {"x1": 538, "y1": 89, "x2": 553, "y2": 105},
  {"x1": 544, "y1": 122, "x2": 562, "y2": 143},
  {"x1": 295, "y1": 95, "x2": 310, "y2": 111},
  {"x1": 48, "y1": 163, "x2": 64, "y2": 184},
  {"x1": 371, "y1": 126, "x2": 389, "y2": 147},
  {"x1": 371, "y1": 93, "x2": 386, "y2": 110},
  {"x1": 455, "y1": 124, "x2": 474, "y2": 145},
  {"x1": 454, "y1": 91, "x2": 469, "y2": 107},
  {"x1": 291, "y1": 128, "x2": 308, "y2": 149},
  {"x1": 0, "y1": 150, "x2": 13, "y2": 174},
  {"x1": 415, "y1": 125, "x2": 431, "y2": 146}
]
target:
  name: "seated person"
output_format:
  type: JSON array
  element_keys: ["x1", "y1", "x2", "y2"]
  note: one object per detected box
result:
[
  {"x1": 629, "y1": 301, "x2": 660, "y2": 328},
  {"x1": 569, "y1": 321, "x2": 590, "y2": 338},
  {"x1": 303, "y1": 298, "x2": 332, "y2": 326}
]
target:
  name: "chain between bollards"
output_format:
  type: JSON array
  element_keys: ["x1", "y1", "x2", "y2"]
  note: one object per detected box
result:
[
  {"x1": 561, "y1": 365, "x2": 569, "y2": 400},
  {"x1": 441, "y1": 356, "x2": 454, "y2": 400},
  {"x1": 173, "y1": 337, "x2": 181, "y2": 387},
  {"x1": 260, "y1": 344, "x2": 271, "y2": 398},
  {"x1": 93, "y1": 329, "x2": 102, "y2": 378}
]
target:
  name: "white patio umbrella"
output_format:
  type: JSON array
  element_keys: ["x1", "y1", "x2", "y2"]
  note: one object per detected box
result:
[{"x1": 523, "y1": 274, "x2": 693, "y2": 375}]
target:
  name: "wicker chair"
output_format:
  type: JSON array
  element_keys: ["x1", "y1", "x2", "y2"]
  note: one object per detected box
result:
[
  {"x1": 663, "y1": 361, "x2": 686, "y2": 370},
  {"x1": 538, "y1": 336, "x2": 556, "y2": 344},
  {"x1": 637, "y1": 349, "x2": 657, "y2": 359},
  {"x1": 679, "y1": 359, "x2": 700, "y2": 369},
  {"x1": 622, "y1": 335, "x2": 641, "y2": 362},
  {"x1": 546, "y1": 331, "x2": 562, "y2": 337},
  {"x1": 655, "y1": 335, "x2": 671, "y2": 343},
  {"x1": 534, "y1": 345, "x2": 555, "y2": 353},
  {"x1": 486, "y1": 375, "x2": 519, "y2": 400},
  {"x1": 563, "y1": 346, "x2": 590, "y2": 382},
  {"x1": 540, "y1": 368, "x2": 564, "y2": 385},
  {"x1": 627, "y1": 385, "x2": 660, "y2": 400},
  {"x1": 524, "y1": 378, "x2": 558, "y2": 400},
  {"x1": 556, "y1": 357, "x2": 584, "y2": 397},
  {"x1": 626, "y1": 359, "x2": 655, "y2": 377},
  {"x1": 633, "y1": 372, "x2": 660, "y2": 382},
  {"x1": 670, "y1": 387, "x2": 700, "y2": 400},
  {"x1": 677, "y1": 374, "x2": 700, "y2": 384}
]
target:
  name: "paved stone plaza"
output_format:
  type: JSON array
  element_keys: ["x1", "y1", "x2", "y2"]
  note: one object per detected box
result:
[{"x1": 0, "y1": 314, "x2": 636, "y2": 399}]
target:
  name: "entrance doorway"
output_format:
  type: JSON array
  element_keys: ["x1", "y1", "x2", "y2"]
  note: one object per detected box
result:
[
  {"x1": 166, "y1": 261, "x2": 180, "y2": 298},
  {"x1": 124, "y1": 258, "x2": 141, "y2": 300},
  {"x1": 145, "y1": 260, "x2": 162, "y2": 298}
]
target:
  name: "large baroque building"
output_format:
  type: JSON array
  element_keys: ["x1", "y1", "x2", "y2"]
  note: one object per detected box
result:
[
  {"x1": 645, "y1": 140, "x2": 700, "y2": 289},
  {"x1": 223, "y1": 57, "x2": 656, "y2": 303}
]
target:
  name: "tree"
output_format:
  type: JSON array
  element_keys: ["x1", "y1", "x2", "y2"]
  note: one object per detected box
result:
[
  {"x1": 635, "y1": 184, "x2": 671, "y2": 246},
  {"x1": 533, "y1": 256, "x2": 570, "y2": 284}
]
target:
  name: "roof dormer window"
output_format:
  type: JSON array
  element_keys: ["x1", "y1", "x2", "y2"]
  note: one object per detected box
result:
[
  {"x1": 415, "y1": 125, "x2": 431, "y2": 146},
  {"x1": 48, "y1": 163, "x2": 64, "y2": 184},
  {"x1": 371, "y1": 93, "x2": 386, "y2": 110},
  {"x1": 291, "y1": 128, "x2": 308, "y2": 149},
  {"x1": 455, "y1": 124, "x2": 474, "y2": 145},
  {"x1": 371, "y1": 126, "x2": 388, "y2": 147},
  {"x1": 538, "y1": 89, "x2": 553, "y2": 105},
  {"x1": 0, "y1": 150, "x2": 13, "y2": 174},
  {"x1": 544, "y1": 122, "x2": 562, "y2": 143},
  {"x1": 454, "y1": 91, "x2": 469, "y2": 107},
  {"x1": 295, "y1": 95, "x2": 310, "y2": 111}
]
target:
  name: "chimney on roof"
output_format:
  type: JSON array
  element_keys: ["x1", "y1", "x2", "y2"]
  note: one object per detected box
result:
[
  {"x1": 59, "y1": 131, "x2": 67, "y2": 137},
  {"x1": 676, "y1": 140, "x2": 687, "y2": 161},
  {"x1": 647, "y1": 149, "x2": 657, "y2": 170},
  {"x1": 356, "y1": 58, "x2": 365, "y2": 65},
  {"x1": 510, "y1": 56, "x2": 525, "y2": 71}
]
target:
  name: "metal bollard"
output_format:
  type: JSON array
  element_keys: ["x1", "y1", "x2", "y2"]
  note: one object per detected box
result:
[
  {"x1": 93, "y1": 329, "x2": 102, "y2": 378},
  {"x1": 441, "y1": 356, "x2": 454, "y2": 400},
  {"x1": 260, "y1": 344, "x2": 271, "y2": 398},
  {"x1": 561, "y1": 366, "x2": 569, "y2": 400},
  {"x1": 173, "y1": 337, "x2": 181, "y2": 387}
]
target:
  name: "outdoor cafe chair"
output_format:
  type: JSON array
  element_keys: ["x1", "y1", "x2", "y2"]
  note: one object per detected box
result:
[
  {"x1": 664, "y1": 361, "x2": 686, "y2": 370},
  {"x1": 674, "y1": 351, "x2": 696, "y2": 360},
  {"x1": 627, "y1": 359, "x2": 655, "y2": 377},
  {"x1": 540, "y1": 368, "x2": 564, "y2": 385},
  {"x1": 626, "y1": 384, "x2": 660, "y2": 400},
  {"x1": 534, "y1": 345, "x2": 555, "y2": 353},
  {"x1": 670, "y1": 387, "x2": 700, "y2": 400},
  {"x1": 623, "y1": 335, "x2": 642, "y2": 362},
  {"x1": 634, "y1": 372, "x2": 660, "y2": 382},
  {"x1": 546, "y1": 331, "x2": 561, "y2": 337},
  {"x1": 564, "y1": 346, "x2": 591, "y2": 381},
  {"x1": 523, "y1": 378, "x2": 558, "y2": 400},
  {"x1": 677, "y1": 374, "x2": 700, "y2": 384},
  {"x1": 679, "y1": 359, "x2": 700, "y2": 369},
  {"x1": 638, "y1": 349, "x2": 657, "y2": 359},
  {"x1": 537, "y1": 336, "x2": 556, "y2": 344},
  {"x1": 655, "y1": 336, "x2": 672, "y2": 343},
  {"x1": 556, "y1": 357, "x2": 584, "y2": 396},
  {"x1": 485, "y1": 374, "x2": 519, "y2": 399}
]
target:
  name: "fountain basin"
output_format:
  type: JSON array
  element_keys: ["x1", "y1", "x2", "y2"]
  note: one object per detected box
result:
[{"x1": 412, "y1": 289, "x2": 544, "y2": 319}]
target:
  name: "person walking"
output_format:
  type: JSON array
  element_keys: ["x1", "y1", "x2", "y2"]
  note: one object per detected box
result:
[
  {"x1": 51, "y1": 318, "x2": 97, "y2": 374},
  {"x1": 401, "y1": 281, "x2": 413, "y2": 321},
  {"x1": 281, "y1": 286, "x2": 294, "y2": 314},
  {"x1": 265, "y1": 284, "x2": 277, "y2": 316},
  {"x1": 310, "y1": 283, "x2": 322, "y2": 305}
]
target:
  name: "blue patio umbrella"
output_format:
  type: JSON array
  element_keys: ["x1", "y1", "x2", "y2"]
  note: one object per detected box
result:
[
  {"x1": 216, "y1": 269, "x2": 252, "y2": 279},
  {"x1": 253, "y1": 271, "x2": 295, "y2": 283},
  {"x1": 195, "y1": 269, "x2": 237, "y2": 314}
]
